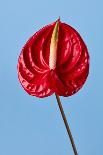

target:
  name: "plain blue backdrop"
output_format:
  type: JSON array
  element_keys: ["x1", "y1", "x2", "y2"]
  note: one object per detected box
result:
[{"x1": 0, "y1": 0, "x2": 103, "y2": 155}]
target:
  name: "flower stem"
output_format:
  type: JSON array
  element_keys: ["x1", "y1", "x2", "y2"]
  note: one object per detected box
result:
[{"x1": 55, "y1": 94, "x2": 78, "y2": 155}]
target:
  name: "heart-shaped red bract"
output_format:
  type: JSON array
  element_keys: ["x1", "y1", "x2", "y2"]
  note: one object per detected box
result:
[{"x1": 17, "y1": 20, "x2": 89, "y2": 98}]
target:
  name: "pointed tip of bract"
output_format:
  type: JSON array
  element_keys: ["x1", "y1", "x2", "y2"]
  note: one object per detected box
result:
[
  {"x1": 58, "y1": 16, "x2": 60, "y2": 21},
  {"x1": 57, "y1": 16, "x2": 60, "y2": 23},
  {"x1": 55, "y1": 17, "x2": 61, "y2": 24}
]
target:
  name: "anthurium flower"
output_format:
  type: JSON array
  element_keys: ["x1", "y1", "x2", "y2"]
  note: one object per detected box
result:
[{"x1": 17, "y1": 19, "x2": 89, "y2": 98}]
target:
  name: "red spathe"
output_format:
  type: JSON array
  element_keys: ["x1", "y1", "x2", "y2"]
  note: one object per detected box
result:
[{"x1": 17, "y1": 21, "x2": 89, "y2": 98}]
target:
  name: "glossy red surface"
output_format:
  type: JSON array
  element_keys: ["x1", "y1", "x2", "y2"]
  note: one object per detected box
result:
[{"x1": 17, "y1": 20, "x2": 89, "y2": 98}]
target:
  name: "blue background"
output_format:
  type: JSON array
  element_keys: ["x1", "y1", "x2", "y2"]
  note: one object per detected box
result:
[{"x1": 0, "y1": 0, "x2": 102, "y2": 155}]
